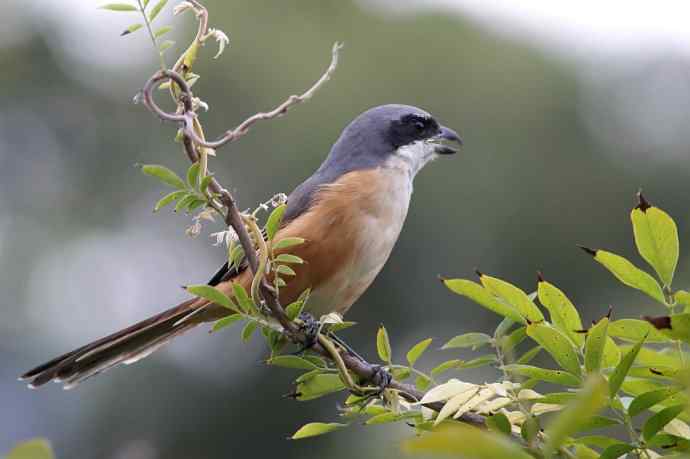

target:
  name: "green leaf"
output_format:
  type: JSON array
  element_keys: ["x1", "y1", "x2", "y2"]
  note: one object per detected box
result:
[
  {"x1": 285, "y1": 300, "x2": 305, "y2": 321},
  {"x1": 173, "y1": 193, "x2": 195, "y2": 213},
  {"x1": 577, "y1": 416, "x2": 622, "y2": 432},
  {"x1": 576, "y1": 435, "x2": 622, "y2": 449},
  {"x1": 599, "y1": 443, "x2": 635, "y2": 459},
  {"x1": 158, "y1": 40, "x2": 175, "y2": 53},
  {"x1": 185, "y1": 284, "x2": 233, "y2": 309},
  {"x1": 265, "y1": 204, "x2": 286, "y2": 241},
  {"x1": 516, "y1": 345, "x2": 542, "y2": 364},
  {"x1": 296, "y1": 373, "x2": 345, "y2": 401},
  {"x1": 537, "y1": 279, "x2": 584, "y2": 346},
  {"x1": 526, "y1": 322, "x2": 582, "y2": 378},
  {"x1": 608, "y1": 318, "x2": 670, "y2": 343},
  {"x1": 609, "y1": 334, "x2": 645, "y2": 398},
  {"x1": 232, "y1": 283, "x2": 254, "y2": 314},
  {"x1": 276, "y1": 265, "x2": 296, "y2": 276},
  {"x1": 210, "y1": 314, "x2": 242, "y2": 333},
  {"x1": 100, "y1": 3, "x2": 138, "y2": 11},
  {"x1": 443, "y1": 279, "x2": 524, "y2": 324},
  {"x1": 6, "y1": 439, "x2": 55, "y2": 459},
  {"x1": 199, "y1": 175, "x2": 214, "y2": 194},
  {"x1": 241, "y1": 321, "x2": 257, "y2": 342},
  {"x1": 602, "y1": 336, "x2": 621, "y2": 369},
  {"x1": 521, "y1": 415, "x2": 539, "y2": 443},
  {"x1": 275, "y1": 254, "x2": 303, "y2": 264},
  {"x1": 431, "y1": 359, "x2": 461, "y2": 377},
  {"x1": 503, "y1": 364, "x2": 581, "y2": 386},
  {"x1": 186, "y1": 162, "x2": 200, "y2": 189},
  {"x1": 533, "y1": 392, "x2": 577, "y2": 405},
  {"x1": 290, "y1": 422, "x2": 346, "y2": 440},
  {"x1": 486, "y1": 413, "x2": 512, "y2": 436},
  {"x1": 441, "y1": 332, "x2": 492, "y2": 350},
  {"x1": 494, "y1": 317, "x2": 515, "y2": 339},
  {"x1": 631, "y1": 200, "x2": 679, "y2": 286},
  {"x1": 154, "y1": 25, "x2": 172, "y2": 39},
  {"x1": 121, "y1": 23, "x2": 143, "y2": 36},
  {"x1": 643, "y1": 404, "x2": 685, "y2": 441},
  {"x1": 629, "y1": 387, "x2": 682, "y2": 418},
  {"x1": 544, "y1": 375, "x2": 609, "y2": 455},
  {"x1": 376, "y1": 325, "x2": 392, "y2": 363},
  {"x1": 148, "y1": 0, "x2": 167, "y2": 21},
  {"x1": 273, "y1": 237, "x2": 305, "y2": 250},
  {"x1": 141, "y1": 164, "x2": 186, "y2": 189},
  {"x1": 591, "y1": 249, "x2": 666, "y2": 304},
  {"x1": 500, "y1": 326, "x2": 526, "y2": 353},
  {"x1": 457, "y1": 355, "x2": 496, "y2": 369},
  {"x1": 479, "y1": 274, "x2": 544, "y2": 322},
  {"x1": 268, "y1": 355, "x2": 318, "y2": 370},
  {"x1": 153, "y1": 190, "x2": 187, "y2": 212},
  {"x1": 406, "y1": 338, "x2": 432, "y2": 366},
  {"x1": 584, "y1": 316, "x2": 609, "y2": 373},
  {"x1": 571, "y1": 444, "x2": 599, "y2": 459},
  {"x1": 415, "y1": 374, "x2": 432, "y2": 391},
  {"x1": 675, "y1": 290, "x2": 690, "y2": 310},
  {"x1": 403, "y1": 424, "x2": 533, "y2": 459}
]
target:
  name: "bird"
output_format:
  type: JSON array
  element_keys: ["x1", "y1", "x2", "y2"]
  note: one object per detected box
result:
[{"x1": 20, "y1": 104, "x2": 462, "y2": 389}]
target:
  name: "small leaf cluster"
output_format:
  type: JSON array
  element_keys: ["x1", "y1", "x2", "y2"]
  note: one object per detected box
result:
[
  {"x1": 101, "y1": 0, "x2": 174, "y2": 54},
  {"x1": 141, "y1": 162, "x2": 215, "y2": 214}
]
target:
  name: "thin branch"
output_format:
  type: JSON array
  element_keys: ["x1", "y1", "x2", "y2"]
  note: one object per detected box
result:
[{"x1": 139, "y1": 38, "x2": 485, "y2": 428}]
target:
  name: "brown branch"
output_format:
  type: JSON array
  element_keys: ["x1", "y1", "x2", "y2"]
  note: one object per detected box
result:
[{"x1": 139, "y1": 42, "x2": 485, "y2": 428}]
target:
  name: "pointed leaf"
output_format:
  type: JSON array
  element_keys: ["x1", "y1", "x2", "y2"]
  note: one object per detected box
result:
[
  {"x1": 100, "y1": 3, "x2": 138, "y2": 11},
  {"x1": 537, "y1": 279, "x2": 584, "y2": 345},
  {"x1": 154, "y1": 190, "x2": 187, "y2": 212},
  {"x1": 503, "y1": 364, "x2": 580, "y2": 387},
  {"x1": 645, "y1": 313, "x2": 690, "y2": 344},
  {"x1": 544, "y1": 375, "x2": 609, "y2": 455},
  {"x1": 241, "y1": 321, "x2": 257, "y2": 342},
  {"x1": 291, "y1": 422, "x2": 346, "y2": 440},
  {"x1": 148, "y1": 0, "x2": 168, "y2": 22},
  {"x1": 431, "y1": 360, "x2": 461, "y2": 377},
  {"x1": 265, "y1": 204, "x2": 286, "y2": 241},
  {"x1": 406, "y1": 338, "x2": 432, "y2": 366},
  {"x1": 442, "y1": 333, "x2": 492, "y2": 350},
  {"x1": 631, "y1": 200, "x2": 679, "y2": 286},
  {"x1": 273, "y1": 237, "x2": 305, "y2": 250},
  {"x1": 186, "y1": 162, "x2": 200, "y2": 189},
  {"x1": 608, "y1": 318, "x2": 670, "y2": 343},
  {"x1": 154, "y1": 25, "x2": 172, "y2": 39},
  {"x1": 486, "y1": 413, "x2": 512, "y2": 436},
  {"x1": 526, "y1": 322, "x2": 582, "y2": 377},
  {"x1": 186, "y1": 284, "x2": 233, "y2": 309},
  {"x1": 443, "y1": 279, "x2": 524, "y2": 324},
  {"x1": 296, "y1": 373, "x2": 345, "y2": 401},
  {"x1": 643, "y1": 404, "x2": 685, "y2": 441},
  {"x1": 121, "y1": 23, "x2": 143, "y2": 36},
  {"x1": 599, "y1": 443, "x2": 635, "y2": 459},
  {"x1": 629, "y1": 387, "x2": 682, "y2": 417},
  {"x1": 376, "y1": 325, "x2": 392, "y2": 363},
  {"x1": 609, "y1": 334, "x2": 645, "y2": 397},
  {"x1": 141, "y1": 164, "x2": 186, "y2": 189},
  {"x1": 585, "y1": 316, "x2": 609, "y2": 373},
  {"x1": 210, "y1": 314, "x2": 242, "y2": 333},
  {"x1": 479, "y1": 274, "x2": 544, "y2": 322},
  {"x1": 591, "y1": 249, "x2": 665, "y2": 304}
]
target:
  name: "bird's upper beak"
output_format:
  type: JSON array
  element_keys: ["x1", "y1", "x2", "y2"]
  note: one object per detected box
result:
[{"x1": 433, "y1": 125, "x2": 463, "y2": 155}]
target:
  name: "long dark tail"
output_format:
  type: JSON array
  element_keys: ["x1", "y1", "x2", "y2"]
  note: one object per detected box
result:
[{"x1": 20, "y1": 300, "x2": 202, "y2": 389}]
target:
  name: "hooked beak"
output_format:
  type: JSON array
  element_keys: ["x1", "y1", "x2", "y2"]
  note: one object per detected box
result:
[{"x1": 433, "y1": 125, "x2": 463, "y2": 155}]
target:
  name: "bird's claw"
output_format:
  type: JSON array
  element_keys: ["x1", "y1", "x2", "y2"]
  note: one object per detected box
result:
[
  {"x1": 369, "y1": 365, "x2": 392, "y2": 393},
  {"x1": 293, "y1": 312, "x2": 320, "y2": 353}
]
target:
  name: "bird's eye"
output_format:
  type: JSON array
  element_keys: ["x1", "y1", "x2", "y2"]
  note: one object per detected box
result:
[{"x1": 414, "y1": 121, "x2": 425, "y2": 131}]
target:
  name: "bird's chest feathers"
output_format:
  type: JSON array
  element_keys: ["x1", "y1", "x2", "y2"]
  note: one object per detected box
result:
[{"x1": 303, "y1": 168, "x2": 413, "y2": 314}]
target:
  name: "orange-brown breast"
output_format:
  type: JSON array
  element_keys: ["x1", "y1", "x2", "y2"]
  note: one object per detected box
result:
[{"x1": 198, "y1": 166, "x2": 413, "y2": 322}]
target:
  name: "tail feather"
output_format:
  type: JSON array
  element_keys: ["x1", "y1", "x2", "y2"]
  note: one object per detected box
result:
[{"x1": 21, "y1": 299, "x2": 201, "y2": 389}]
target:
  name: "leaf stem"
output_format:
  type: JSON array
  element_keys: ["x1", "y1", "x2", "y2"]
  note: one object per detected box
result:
[{"x1": 136, "y1": 0, "x2": 167, "y2": 70}]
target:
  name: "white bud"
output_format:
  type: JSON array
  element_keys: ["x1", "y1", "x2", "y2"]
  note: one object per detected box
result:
[
  {"x1": 173, "y1": 1, "x2": 194, "y2": 16},
  {"x1": 208, "y1": 28, "x2": 230, "y2": 59}
]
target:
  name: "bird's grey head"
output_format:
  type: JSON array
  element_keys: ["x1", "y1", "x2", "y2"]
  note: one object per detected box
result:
[{"x1": 320, "y1": 104, "x2": 462, "y2": 178}]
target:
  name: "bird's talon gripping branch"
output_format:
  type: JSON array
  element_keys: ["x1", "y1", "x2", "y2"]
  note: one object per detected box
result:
[
  {"x1": 296, "y1": 312, "x2": 321, "y2": 351},
  {"x1": 369, "y1": 365, "x2": 393, "y2": 393}
]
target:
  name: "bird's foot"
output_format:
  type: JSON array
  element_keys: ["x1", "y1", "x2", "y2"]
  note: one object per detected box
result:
[
  {"x1": 293, "y1": 312, "x2": 320, "y2": 353},
  {"x1": 369, "y1": 365, "x2": 393, "y2": 393}
]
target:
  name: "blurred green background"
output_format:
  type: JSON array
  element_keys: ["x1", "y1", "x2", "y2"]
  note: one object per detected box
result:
[{"x1": 2, "y1": 0, "x2": 690, "y2": 458}]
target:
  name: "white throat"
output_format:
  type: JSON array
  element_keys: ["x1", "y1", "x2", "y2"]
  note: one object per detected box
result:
[{"x1": 391, "y1": 140, "x2": 438, "y2": 178}]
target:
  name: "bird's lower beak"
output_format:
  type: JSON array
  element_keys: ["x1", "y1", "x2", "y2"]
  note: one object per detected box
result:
[{"x1": 433, "y1": 125, "x2": 463, "y2": 155}]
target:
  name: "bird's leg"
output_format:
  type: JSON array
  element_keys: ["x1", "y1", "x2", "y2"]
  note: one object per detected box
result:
[
  {"x1": 369, "y1": 364, "x2": 393, "y2": 393},
  {"x1": 292, "y1": 312, "x2": 321, "y2": 354}
]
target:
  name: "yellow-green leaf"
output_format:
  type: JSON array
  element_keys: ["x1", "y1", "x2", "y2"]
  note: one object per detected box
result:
[
  {"x1": 608, "y1": 318, "x2": 670, "y2": 343},
  {"x1": 154, "y1": 25, "x2": 172, "y2": 39},
  {"x1": 406, "y1": 338, "x2": 432, "y2": 366},
  {"x1": 609, "y1": 334, "x2": 645, "y2": 398},
  {"x1": 265, "y1": 204, "x2": 286, "y2": 241},
  {"x1": 275, "y1": 254, "x2": 303, "y2": 264},
  {"x1": 629, "y1": 387, "x2": 682, "y2": 417},
  {"x1": 643, "y1": 404, "x2": 685, "y2": 441},
  {"x1": 100, "y1": 3, "x2": 138, "y2": 11},
  {"x1": 296, "y1": 373, "x2": 345, "y2": 401},
  {"x1": 154, "y1": 189, "x2": 187, "y2": 212},
  {"x1": 645, "y1": 313, "x2": 690, "y2": 344},
  {"x1": 186, "y1": 162, "x2": 200, "y2": 189},
  {"x1": 631, "y1": 199, "x2": 679, "y2": 287},
  {"x1": 6, "y1": 439, "x2": 55, "y2": 459},
  {"x1": 443, "y1": 279, "x2": 524, "y2": 324},
  {"x1": 241, "y1": 321, "x2": 257, "y2": 342},
  {"x1": 585, "y1": 316, "x2": 609, "y2": 373},
  {"x1": 601, "y1": 336, "x2": 621, "y2": 369},
  {"x1": 537, "y1": 279, "x2": 584, "y2": 346},
  {"x1": 376, "y1": 325, "x2": 392, "y2": 363},
  {"x1": 141, "y1": 164, "x2": 186, "y2": 189},
  {"x1": 479, "y1": 274, "x2": 544, "y2": 322},
  {"x1": 268, "y1": 355, "x2": 318, "y2": 370},
  {"x1": 186, "y1": 284, "x2": 233, "y2": 309},
  {"x1": 273, "y1": 237, "x2": 305, "y2": 250},
  {"x1": 232, "y1": 283, "x2": 254, "y2": 314},
  {"x1": 591, "y1": 249, "x2": 665, "y2": 304},
  {"x1": 503, "y1": 364, "x2": 581, "y2": 387},
  {"x1": 121, "y1": 23, "x2": 143, "y2": 36},
  {"x1": 403, "y1": 424, "x2": 533, "y2": 459},
  {"x1": 148, "y1": 0, "x2": 167, "y2": 21},
  {"x1": 442, "y1": 332, "x2": 492, "y2": 350},
  {"x1": 544, "y1": 375, "x2": 609, "y2": 455},
  {"x1": 290, "y1": 422, "x2": 346, "y2": 440},
  {"x1": 526, "y1": 322, "x2": 582, "y2": 377},
  {"x1": 210, "y1": 314, "x2": 242, "y2": 333}
]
